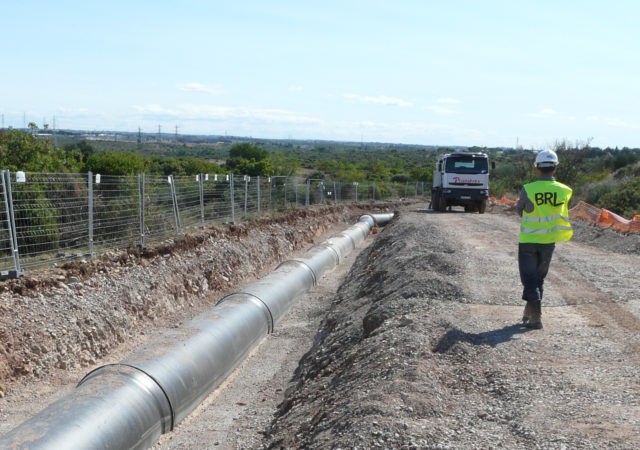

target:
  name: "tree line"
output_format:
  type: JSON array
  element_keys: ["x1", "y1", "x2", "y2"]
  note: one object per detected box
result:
[{"x1": 1, "y1": 129, "x2": 638, "y2": 217}]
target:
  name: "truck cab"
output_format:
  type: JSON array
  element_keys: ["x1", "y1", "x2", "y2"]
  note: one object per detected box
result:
[{"x1": 431, "y1": 152, "x2": 491, "y2": 213}]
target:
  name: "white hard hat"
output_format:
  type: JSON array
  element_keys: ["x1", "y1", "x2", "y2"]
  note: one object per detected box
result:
[{"x1": 535, "y1": 150, "x2": 559, "y2": 168}]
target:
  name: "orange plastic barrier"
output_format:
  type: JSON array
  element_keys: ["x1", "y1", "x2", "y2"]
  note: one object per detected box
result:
[
  {"x1": 491, "y1": 197, "x2": 639, "y2": 234},
  {"x1": 570, "y1": 201, "x2": 640, "y2": 234},
  {"x1": 489, "y1": 195, "x2": 517, "y2": 206}
]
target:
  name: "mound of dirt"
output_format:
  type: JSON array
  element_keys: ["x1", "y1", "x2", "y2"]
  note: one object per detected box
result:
[
  {"x1": 264, "y1": 214, "x2": 462, "y2": 448},
  {"x1": 570, "y1": 219, "x2": 640, "y2": 254}
]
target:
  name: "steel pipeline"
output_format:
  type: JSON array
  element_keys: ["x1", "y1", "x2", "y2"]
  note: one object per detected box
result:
[{"x1": 0, "y1": 212, "x2": 394, "y2": 449}]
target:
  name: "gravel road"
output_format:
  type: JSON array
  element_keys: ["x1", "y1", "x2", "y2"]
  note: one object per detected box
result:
[
  {"x1": 263, "y1": 204, "x2": 640, "y2": 449},
  {"x1": 1, "y1": 202, "x2": 639, "y2": 449}
]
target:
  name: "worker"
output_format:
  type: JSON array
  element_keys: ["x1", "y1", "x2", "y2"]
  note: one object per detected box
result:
[{"x1": 516, "y1": 149, "x2": 573, "y2": 329}]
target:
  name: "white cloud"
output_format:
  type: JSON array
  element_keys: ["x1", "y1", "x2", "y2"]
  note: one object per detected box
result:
[
  {"x1": 133, "y1": 104, "x2": 180, "y2": 116},
  {"x1": 424, "y1": 97, "x2": 461, "y2": 115},
  {"x1": 178, "y1": 82, "x2": 225, "y2": 95},
  {"x1": 56, "y1": 106, "x2": 90, "y2": 114},
  {"x1": 604, "y1": 117, "x2": 640, "y2": 130},
  {"x1": 529, "y1": 108, "x2": 559, "y2": 118},
  {"x1": 342, "y1": 93, "x2": 412, "y2": 107},
  {"x1": 425, "y1": 106, "x2": 456, "y2": 115}
]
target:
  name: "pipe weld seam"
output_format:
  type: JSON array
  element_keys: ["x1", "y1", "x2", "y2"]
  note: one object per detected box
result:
[
  {"x1": 276, "y1": 259, "x2": 318, "y2": 286},
  {"x1": 358, "y1": 214, "x2": 375, "y2": 227},
  {"x1": 287, "y1": 258, "x2": 319, "y2": 285},
  {"x1": 336, "y1": 231, "x2": 357, "y2": 251},
  {"x1": 78, "y1": 363, "x2": 176, "y2": 432},
  {"x1": 319, "y1": 242, "x2": 342, "y2": 265},
  {"x1": 222, "y1": 292, "x2": 275, "y2": 333}
]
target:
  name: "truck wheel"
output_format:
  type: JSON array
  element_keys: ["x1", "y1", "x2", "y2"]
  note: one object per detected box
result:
[
  {"x1": 432, "y1": 194, "x2": 439, "y2": 211},
  {"x1": 478, "y1": 199, "x2": 487, "y2": 214},
  {"x1": 438, "y1": 195, "x2": 446, "y2": 212}
]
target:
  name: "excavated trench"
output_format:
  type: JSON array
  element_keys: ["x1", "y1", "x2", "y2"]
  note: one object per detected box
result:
[
  {"x1": 0, "y1": 205, "x2": 395, "y2": 398},
  {"x1": 0, "y1": 209, "x2": 393, "y2": 448}
]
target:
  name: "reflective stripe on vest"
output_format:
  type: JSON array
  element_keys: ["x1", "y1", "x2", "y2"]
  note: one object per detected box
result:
[{"x1": 519, "y1": 180, "x2": 573, "y2": 244}]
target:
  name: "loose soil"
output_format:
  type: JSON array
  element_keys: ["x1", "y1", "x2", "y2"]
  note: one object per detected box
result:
[{"x1": 1, "y1": 201, "x2": 639, "y2": 449}]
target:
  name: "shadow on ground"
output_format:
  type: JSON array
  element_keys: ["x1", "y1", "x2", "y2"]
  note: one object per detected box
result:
[{"x1": 432, "y1": 324, "x2": 532, "y2": 353}]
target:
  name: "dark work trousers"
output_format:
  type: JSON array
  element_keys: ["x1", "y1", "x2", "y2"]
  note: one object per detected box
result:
[{"x1": 518, "y1": 243, "x2": 555, "y2": 302}]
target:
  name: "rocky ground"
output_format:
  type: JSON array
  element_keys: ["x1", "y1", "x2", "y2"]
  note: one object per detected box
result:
[{"x1": 1, "y1": 201, "x2": 639, "y2": 449}]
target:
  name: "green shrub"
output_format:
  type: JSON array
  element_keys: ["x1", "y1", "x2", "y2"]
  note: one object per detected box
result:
[
  {"x1": 85, "y1": 151, "x2": 144, "y2": 175},
  {"x1": 13, "y1": 188, "x2": 60, "y2": 254},
  {"x1": 598, "y1": 178, "x2": 640, "y2": 218}
]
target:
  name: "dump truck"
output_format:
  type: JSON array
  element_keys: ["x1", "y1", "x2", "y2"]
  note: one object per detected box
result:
[{"x1": 431, "y1": 152, "x2": 492, "y2": 213}]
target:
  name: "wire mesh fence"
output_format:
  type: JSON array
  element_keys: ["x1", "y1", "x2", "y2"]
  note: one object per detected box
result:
[{"x1": 0, "y1": 170, "x2": 426, "y2": 276}]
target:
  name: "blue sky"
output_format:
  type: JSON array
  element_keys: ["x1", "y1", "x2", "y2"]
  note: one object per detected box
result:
[{"x1": 2, "y1": 0, "x2": 639, "y2": 148}]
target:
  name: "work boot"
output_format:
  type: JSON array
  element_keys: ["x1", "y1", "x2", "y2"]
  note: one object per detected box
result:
[
  {"x1": 522, "y1": 301, "x2": 534, "y2": 324},
  {"x1": 525, "y1": 301, "x2": 543, "y2": 329}
]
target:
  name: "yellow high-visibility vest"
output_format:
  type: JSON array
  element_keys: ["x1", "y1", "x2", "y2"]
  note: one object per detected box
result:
[{"x1": 519, "y1": 180, "x2": 573, "y2": 244}]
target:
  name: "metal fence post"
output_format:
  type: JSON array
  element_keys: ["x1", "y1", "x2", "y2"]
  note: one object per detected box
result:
[
  {"x1": 139, "y1": 174, "x2": 146, "y2": 249},
  {"x1": 230, "y1": 174, "x2": 236, "y2": 224},
  {"x1": 199, "y1": 174, "x2": 205, "y2": 229},
  {"x1": 257, "y1": 176, "x2": 261, "y2": 214},
  {"x1": 305, "y1": 179, "x2": 310, "y2": 206},
  {"x1": 169, "y1": 175, "x2": 181, "y2": 232},
  {"x1": 243, "y1": 175, "x2": 249, "y2": 217},
  {"x1": 88, "y1": 172, "x2": 94, "y2": 257},
  {"x1": 1, "y1": 170, "x2": 23, "y2": 277},
  {"x1": 283, "y1": 179, "x2": 287, "y2": 208}
]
